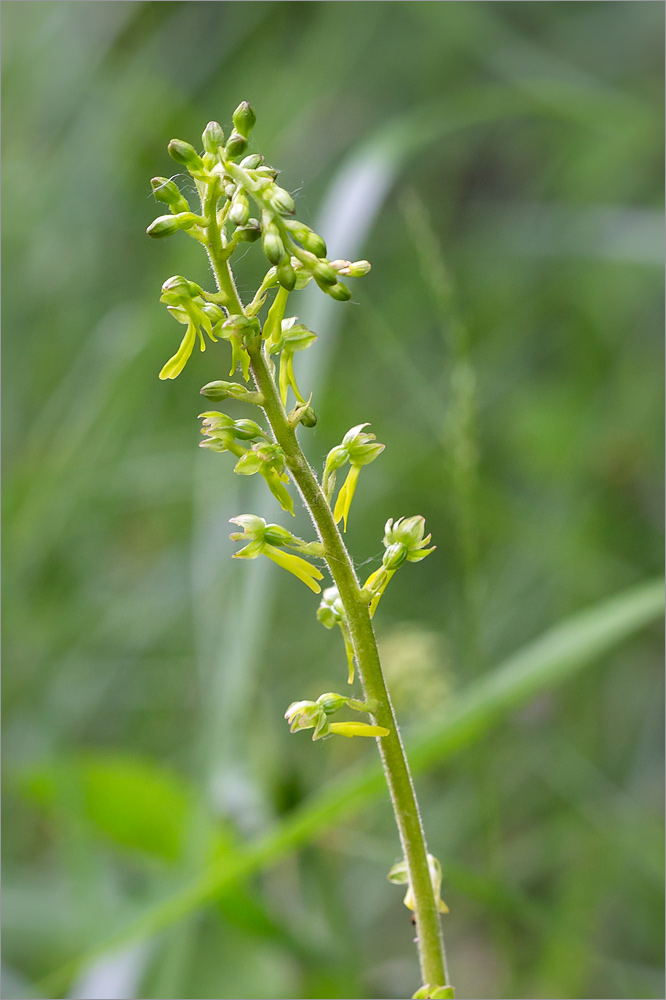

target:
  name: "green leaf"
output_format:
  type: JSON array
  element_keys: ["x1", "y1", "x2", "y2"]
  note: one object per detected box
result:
[{"x1": 22, "y1": 753, "x2": 196, "y2": 862}]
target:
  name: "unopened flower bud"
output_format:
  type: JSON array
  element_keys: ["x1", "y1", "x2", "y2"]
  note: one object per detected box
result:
[
  {"x1": 160, "y1": 274, "x2": 193, "y2": 299},
  {"x1": 146, "y1": 212, "x2": 198, "y2": 238},
  {"x1": 347, "y1": 260, "x2": 371, "y2": 277},
  {"x1": 202, "y1": 121, "x2": 225, "y2": 153},
  {"x1": 268, "y1": 185, "x2": 295, "y2": 215},
  {"x1": 312, "y1": 260, "x2": 337, "y2": 286},
  {"x1": 316, "y1": 692, "x2": 349, "y2": 715},
  {"x1": 240, "y1": 153, "x2": 263, "y2": 169},
  {"x1": 200, "y1": 302, "x2": 225, "y2": 325},
  {"x1": 255, "y1": 165, "x2": 280, "y2": 181},
  {"x1": 326, "y1": 281, "x2": 352, "y2": 302},
  {"x1": 289, "y1": 403, "x2": 317, "y2": 427},
  {"x1": 263, "y1": 524, "x2": 295, "y2": 547},
  {"x1": 331, "y1": 259, "x2": 372, "y2": 278},
  {"x1": 232, "y1": 101, "x2": 256, "y2": 138},
  {"x1": 326, "y1": 445, "x2": 349, "y2": 472},
  {"x1": 229, "y1": 190, "x2": 250, "y2": 227},
  {"x1": 277, "y1": 256, "x2": 297, "y2": 291},
  {"x1": 233, "y1": 219, "x2": 261, "y2": 243},
  {"x1": 285, "y1": 220, "x2": 327, "y2": 257},
  {"x1": 233, "y1": 418, "x2": 265, "y2": 441},
  {"x1": 168, "y1": 139, "x2": 204, "y2": 172},
  {"x1": 150, "y1": 177, "x2": 190, "y2": 213},
  {"x1": 262, "y1": 229, "x2": 285, "y2": 265},
  {"x1": 200, "y1": 381, "x2": 237, "y2": 401},
  {"x1": 383, "y1": 542, "x2": 408, "y2": 570},
  {"x1": 225, "y1": 130, "x2": 248, "y2": 159}
]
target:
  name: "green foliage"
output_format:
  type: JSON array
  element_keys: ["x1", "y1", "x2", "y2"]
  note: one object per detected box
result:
[{"x1": 22, "y1": 753, "x2": 200, "y2": 862}]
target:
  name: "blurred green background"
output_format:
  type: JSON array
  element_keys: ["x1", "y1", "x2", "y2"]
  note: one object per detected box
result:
[{"x1": 2, "y1": 2, "x2": 664, "y2": 998}]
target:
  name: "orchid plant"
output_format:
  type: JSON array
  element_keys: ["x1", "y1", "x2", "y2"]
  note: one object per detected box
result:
[{"x1": 147, "y1": 103, "x2": 452, "y2": 1000}]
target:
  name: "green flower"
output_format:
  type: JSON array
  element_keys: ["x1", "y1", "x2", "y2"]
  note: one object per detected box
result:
[
  {"x1": 388, "y1": 854, "x2": 449, "y2": 915},
  {"x1": 229, "y1": 516, "x2": 324, "y2": 593},
  {"x1": 233, "y1": 441, "x2": 294, "y2": 515},
  {"x1": 270, "y1": 317, "x2": 317, "y2": 406},
  {"x1": 158, "y1": 276, "x2": 222, "y2": 380},
  {"x1": 285, "y1": 692, "x2": 388, "y2": 740},
  {"x1": 361, "y1": 516, "x2": 435, "y2": 615},
  {"x1": 323, "y1": 424, "x2": 385, "y2": 532},
  {"x1": 317, "y1": 586, "x2": 356, "y2": 683}
]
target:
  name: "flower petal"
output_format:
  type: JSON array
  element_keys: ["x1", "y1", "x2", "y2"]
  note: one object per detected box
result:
[
  {"x1": 264, "y1": 546, "x2": 324, "y2": 593},
  {"x1": 159, "y1": 321, "x2": 197, "y2": 380},
  {"x1": 333, "y1": 464, "x2": 360, "y2": 531},
  {"x1": 328, "y1": 722, "x2": 390, "y2": 738}
]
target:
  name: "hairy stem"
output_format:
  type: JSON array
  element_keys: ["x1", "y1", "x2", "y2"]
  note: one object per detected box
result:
[
  {"x1": 250, "y1": 342, "x2": 449, "y2": 991},
  {"x1": 204, "y1": 188, "x2": 449, "y2": 992}
]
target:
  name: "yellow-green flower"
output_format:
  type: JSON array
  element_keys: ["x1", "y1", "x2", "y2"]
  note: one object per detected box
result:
[
  {"x1": 229, "y1": 516, "x2": 324, "y2": 593},
  {"x1": 323, "y1": 424, "x2": 385, "y2": 532},
  {"x1": 388, "y1": 854, "x2": 449, "y2": 914},
  {"x1": 158, "y1": 276, "x2": 222, "y2": 380}
]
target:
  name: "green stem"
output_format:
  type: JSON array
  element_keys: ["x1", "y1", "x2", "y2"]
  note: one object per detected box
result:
[
  {"x1": 248, "y1": 341, "x2": 449, "y2": 992},
  {"x1": 204, "y1": 191, "x2": 449, "y2": 993}
]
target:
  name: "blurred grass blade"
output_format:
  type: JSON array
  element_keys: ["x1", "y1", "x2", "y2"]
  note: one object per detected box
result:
[{"x1": 41, "y1": 578, "x2": 664, "y2": 996}]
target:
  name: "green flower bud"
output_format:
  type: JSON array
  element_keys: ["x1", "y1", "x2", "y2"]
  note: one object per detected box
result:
[
  {"x1": 202, "y1": 121, "x2": 225, "y2": 153},
  {"x1": 263, "y1": 524, "x2": 296, "y2": 547},
  {"x1": 347, "y1": 259, "x2": 371, "y2": 277},
  {"x1": 312, "y1": 260, "x2": 337, "y2": 286},
  {"x1": 316, "y1": 692, "x2": 350, "y2": 715},
  {"x1": 150, "y1": 177, "x2": 190, "y2": 213},
  {"x1": 284, "y1": 219, "x2": 327, "y2": 257},
  {"x1": 233, "y1": 219, "x2": 262, "y2": 243},
  {"x1": 255, "y1": 165, "x2": 280, "y2": 181},
  {"x1": 200, "y1": 380, "x2": 261, "y2": 402},
  {"x1": 229, "y1": 190, "x2": 250, "y2": 227},
  {"x1": 326, "y1": 281, "x2": 352, "y2": 302},
  {"x1": 225, "y1": 130, "x2": 248, "y2": 159},
  {"x1": 262, "y1": 229, "x2": 285, "y2": 265},
  {"x1": 240, "y1": 153, "x2": 263, "y2": 169},
  {"x1": 289, "y1": 403, "x2": 317, "y2": 428},
  {"x1": 146, "y1": 212, "x2": 198, "y2": 238},
  {"x1": 268, "y1": 185, "x2": 295, "y2": 216},
  {"x1": 168, "y1": 139, "x2": 204, "y2": 172},
  {"x1": 232, "y1": 101, "x2": 256, "y2": 138},
  {"x1": 316, "y1": 606, "x2": 337, "y2": 629},
  {"x1": 200, "y1": 301, "x2": 225, "y2": 325},
  {"x1": 233, "y1": 418, "x2": 265, "y2": 441},
  {"x1": 325, "y1": 445, "x2": 349, "y2": 472},
  {"x1": 160, "y1": 274, "x2": 200, "y2": 301},
  {"x1": 277, "y1": 257, "x2": 297, "y2": 291},
  {"x1": 383, "y1": 542, "x2": 408, "y2": 571},
  {"x1": 330, "y1": 259, "x2": 372, "y2": 278}
]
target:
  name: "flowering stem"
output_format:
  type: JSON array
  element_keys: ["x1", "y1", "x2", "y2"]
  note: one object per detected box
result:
[
  {"x1": 199, "y1": 141, "x2": 449, "y2": 995},
  {"x1": 246, "y1": 337, "x2": 450, "y2": 992}
]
